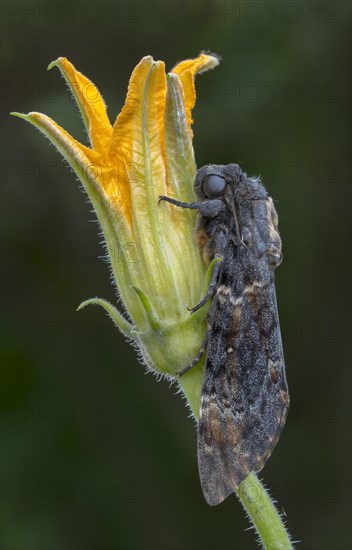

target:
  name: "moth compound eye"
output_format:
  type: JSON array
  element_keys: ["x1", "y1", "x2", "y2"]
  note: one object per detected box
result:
[{"x1": 203, "y1": 175, "x2": 226, "y2": 197}]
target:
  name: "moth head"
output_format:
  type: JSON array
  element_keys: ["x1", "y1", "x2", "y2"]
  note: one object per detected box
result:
[{"x1": 194, "y1": 164, "x2": 244, "y2": 201}]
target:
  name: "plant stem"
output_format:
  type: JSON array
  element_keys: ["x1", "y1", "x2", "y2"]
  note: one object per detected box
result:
[
  {"x1": 237, "y1": 473, "x2": 292, "y2": 549},
  {"x1": 180, "y1": 370, "x2": 293, "y2": 550}
]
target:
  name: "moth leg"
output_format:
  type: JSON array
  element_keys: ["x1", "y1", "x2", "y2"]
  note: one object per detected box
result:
[
  {"x1": 189, "y1": 228, "x2": 229, "y2": 313},
  {"x1": 177, "y1": 330, "x2": 210, "y2": 377},
  {"x1": 188, "y1": 258, "x2": 222, "y2": 313}
]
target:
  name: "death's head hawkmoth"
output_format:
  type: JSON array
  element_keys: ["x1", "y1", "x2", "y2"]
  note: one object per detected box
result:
[{"x1": 160, "y1": 164, "x2": 289, "y2": 506}]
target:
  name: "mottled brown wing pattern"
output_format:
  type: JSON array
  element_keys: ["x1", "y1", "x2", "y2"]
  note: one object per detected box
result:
[{"x1": 198, "y1": 241, "x2": 289, "y2": 506}]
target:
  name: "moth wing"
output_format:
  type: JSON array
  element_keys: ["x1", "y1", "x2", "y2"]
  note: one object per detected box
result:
[{"x1": 197, "y1": 279, "x2": 289, "y2": 506}]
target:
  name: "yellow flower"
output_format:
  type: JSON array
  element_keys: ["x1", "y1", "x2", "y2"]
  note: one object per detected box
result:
[{"x1": 12, "y1": 53, "x2": 219, "y2": 414}]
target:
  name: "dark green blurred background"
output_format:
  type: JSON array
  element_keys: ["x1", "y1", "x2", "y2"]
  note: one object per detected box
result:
[{"x1": 1, "y1": 1, "x2": 351, "y2": 549}]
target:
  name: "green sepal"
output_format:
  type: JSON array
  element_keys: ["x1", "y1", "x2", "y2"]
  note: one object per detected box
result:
[
  {"x1": 132, "y1": 286, "x2": 161, "y2": 331},
  {"x1": 77, "y1": 298, "x2": 136, "y2": 340}
]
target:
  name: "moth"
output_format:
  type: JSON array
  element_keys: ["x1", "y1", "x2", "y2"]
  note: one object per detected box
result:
[{"x1": 160, "y1": 163, "x2": 289, "y2": 506}]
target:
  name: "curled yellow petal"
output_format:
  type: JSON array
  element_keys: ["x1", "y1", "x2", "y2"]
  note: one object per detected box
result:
[
  {"x1": 105, "y1": 56, "x2": 168, "y2": 231},
  {"x1": 48, "y1": 57, "x2": 112, "y2": 154},
  {"x1": 12, "y1": 111, "x2": 99, "y2": 167},
  {"x1": 108, "y1": 56, "x2": 154, "y2": 164},
  {"x1": 171, "y1": 53, "x2": 220, "y2": 129}
]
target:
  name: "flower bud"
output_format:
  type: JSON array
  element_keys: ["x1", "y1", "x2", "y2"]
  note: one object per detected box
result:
[{"x1": 12, "y1": 53, "x2": 220, "y2": 415}]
